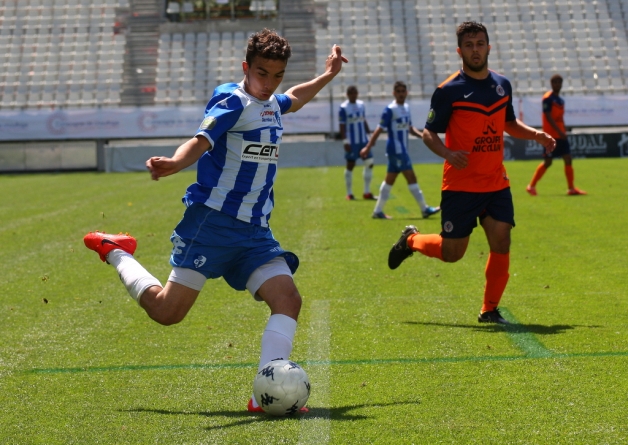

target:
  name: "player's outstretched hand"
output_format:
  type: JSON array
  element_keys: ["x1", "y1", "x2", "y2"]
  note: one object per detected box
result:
[
  {"x1": 445, "y1": 150, "x2": 469, "y2": 170},
  {"x1": 146, "y1": 156, "x2": 180, "y2": 181},
  {"x1": 537, "y1": 132, "x2": 557, "y2": 155},
  {"x1": 325, "y1": 44, "x2": 349, "y2": 76}
]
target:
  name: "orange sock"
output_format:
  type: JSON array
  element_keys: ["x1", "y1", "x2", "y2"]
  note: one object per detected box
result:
[
  {"x1": 530, "y1": 163, "x2": 547, "y2": 187},
  {"x1": 481, "y1": 251, "x2": 510, "y2": 313},
  {"x1": 407, "y1": 233, "x2": 443, "y2": 261},
  {"x1": 565, "y1": 165, "x2": 575, "y2": 189}
]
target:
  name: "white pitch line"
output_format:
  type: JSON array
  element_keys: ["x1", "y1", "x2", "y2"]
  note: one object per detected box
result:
[{"x1": 298, "y1": 299, "x2": 331, "y2": 445}]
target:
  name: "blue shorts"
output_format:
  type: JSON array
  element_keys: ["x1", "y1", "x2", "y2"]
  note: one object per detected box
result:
[
  {"x1": 169, "y1": 203, "x2": 299, "y2": 291},
  {"x1": 345, "y1": 143, "x2": 372, "y2": 162},
  {"x1": 386, "y1": 152, "x2": 413, "y2": 173},
  {"x1": 440, "y1": 188, "x2": 515, "y2": 239},
  {"x1": 544, "y1": 138, "x2": 571, "y2": 158}
]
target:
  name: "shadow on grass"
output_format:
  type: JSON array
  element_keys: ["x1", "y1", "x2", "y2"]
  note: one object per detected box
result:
[
  {"x1": 403, "y1": 321, "x2": 601, "y2": 335},
  {"x1": 124, "y1": 400, "x2": 420, "y2": 430}
]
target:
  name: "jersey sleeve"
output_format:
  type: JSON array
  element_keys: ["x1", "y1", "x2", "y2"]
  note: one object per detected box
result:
[
  {"x1": 338, "y1": 106, "x2": 347, "y2": 124},
  {"x1": 542, "y1": 96, "x2": 553, "y2": 114},
  {"x1": 195, "y1": 94, "x2": 244, "y2": 147},
  {"x1": 503, "y1": 79, "x2": 516, "y2": 122},
  {"x1": 378, "y1": 107, "x2": 392, "y2": 130},
  {"x1": 274, "y1": 94, "x2": 293, "y2": 114},
  {"x1": 424, "y1": 87, "x2": 452, "y2": 133}
]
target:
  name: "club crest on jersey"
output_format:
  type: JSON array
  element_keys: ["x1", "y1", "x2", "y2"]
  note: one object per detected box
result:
[
  {"x1": 427, "y1": 108, "x2": 436, "y2": 123},
  {"x1": 241, "y1": 140, "x2": 279, "y2": 164},
  {"x1": 200, "y1": 116, "x2": 217, "y2": 130},
  {"x1": 194, "y1": 255, "x2": 207, "y2": 268},
  {"x1": 496, "y1": 85, "x2": 505, "y2": 96}
]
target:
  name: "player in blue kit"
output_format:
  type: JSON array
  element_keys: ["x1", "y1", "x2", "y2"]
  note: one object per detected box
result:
[
  {"x1": 360, "y1": 81, "x2": 440, "y2": 219},
  {"x1": 339, "y1": 85, "x2": 374, "y2": 200},
  {"x1": 83, "y1": 29, "x2": 348, "y2": 413}
]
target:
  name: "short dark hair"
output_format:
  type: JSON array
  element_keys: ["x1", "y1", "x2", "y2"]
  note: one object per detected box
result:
[
  {"x1": 456, "y1": 21, "x2": 489, "y2": 48},
  {"x1": 393, "y1": 81, "x2": 407, "y2": 91},
  {"x1": 246, "y1": 28, "x2": 292, "y2": 65},
  {"x1": 550, "y1": 74, "x2": 563, "y2": 82},
  {"x1": 346, "y1": 85, "x2": 358, "y2": 94}
]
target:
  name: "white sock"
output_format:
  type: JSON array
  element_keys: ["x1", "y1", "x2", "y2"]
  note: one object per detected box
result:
[
  {"x1": 363, "y1": 164, "x2": 373, "y2": 194},
  {"x1": 374, "y1": 182, "x2": 392, "y2": 214},
  {"x1": 106, "y1": 249, "x2": 162, "y2": 303},
  {"x1": 344, "y1": 169, "x2": 353, "y2": 195},
  {"x1": 251, "y1": 314, "x2": 297, "y2": 407},
  {"x1": 408, "y1": 183, "x2": 427, "y2": 212}
]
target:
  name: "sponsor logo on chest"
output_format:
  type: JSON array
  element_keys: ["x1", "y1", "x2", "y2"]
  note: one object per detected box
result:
[{"x1": 241, "y1": 140, "x2": 279, "y2": 164}]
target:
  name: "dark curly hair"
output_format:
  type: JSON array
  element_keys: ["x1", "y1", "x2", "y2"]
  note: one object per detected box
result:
[
  {"x1": 245, "y1": 28, "x2": 292, "y2": 65},
  {"x1": 456, "y1": 21, "x2": 489, "y2": 48}
]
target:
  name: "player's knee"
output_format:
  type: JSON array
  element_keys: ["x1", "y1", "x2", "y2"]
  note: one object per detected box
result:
[
  {"x1": 278, "y1": 291, "x2": 302, "y2": 319},
  {"x1": 287, "y1": 291, "x2": 302, "y2": 313}
]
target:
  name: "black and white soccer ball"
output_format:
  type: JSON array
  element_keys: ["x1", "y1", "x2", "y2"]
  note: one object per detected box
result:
[{"x1": 253, "y1": 360, "x2": 311, "y2": 416}]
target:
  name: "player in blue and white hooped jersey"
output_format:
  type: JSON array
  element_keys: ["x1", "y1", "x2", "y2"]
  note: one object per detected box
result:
[
  {"x1": 360, "y1": 81, "x2": 440, "y2": 220},
  {"x1": 87, "y1": 29, "x2": 348, "y2": 413},
  {"x1": 338, "y1": 86, "x2": 374, "y2": 200}
]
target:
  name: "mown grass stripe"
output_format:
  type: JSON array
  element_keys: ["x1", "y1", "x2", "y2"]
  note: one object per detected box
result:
[
  {"x1": 499, "y1": 307, "x2": 554, "y2": 358},
  {"x1": 299, "y1": 300, "x2": 331, "y2": 444},
  {"x1": 20, "y1": 350, "x2": 628, "y2": 375}
]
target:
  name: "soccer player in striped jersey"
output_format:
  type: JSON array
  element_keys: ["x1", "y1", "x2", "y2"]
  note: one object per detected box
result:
[
  {"x1": 339, "y1": 85, "x2": 374, "y2": 200},
  {"x1": 526, "y1": 74, "x2": 586, "y2": 196},
  {"x1": 387, "y1": 22, "x2": 556, "y2": 324},
  {"x1": 83, "y1": 29, "x2": 348, "y2": 413},
  {"x1": 359, "y1": 81, "x2": 440, "y2": 219}
]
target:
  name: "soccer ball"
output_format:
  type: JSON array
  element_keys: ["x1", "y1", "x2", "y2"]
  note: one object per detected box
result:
[{"x1": 253, "y1": 360, "x2": 311, "y2": 416}]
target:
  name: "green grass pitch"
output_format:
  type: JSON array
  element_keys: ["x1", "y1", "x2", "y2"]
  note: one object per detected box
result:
[{"x1": 1, "y1": 158, "x2": 627, "y2": 444}]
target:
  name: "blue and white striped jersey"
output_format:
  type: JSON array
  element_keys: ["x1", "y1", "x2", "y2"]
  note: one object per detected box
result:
[
  {"x1": 338, "y1": 99, "x2": 369, "y2": 145},
  {"x1": 185, "y1": 82, "x2": 292, "y2": 227},
  {"x1": 378, "y1": 101, "x2": 412, "y2": 156}
]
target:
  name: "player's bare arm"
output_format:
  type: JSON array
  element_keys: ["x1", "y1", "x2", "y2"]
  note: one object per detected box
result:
[
  {"x1": 146, "y1": 136, "x2": 210, "y2": 181},
  {"x1": 339, "y1": 123, "x2": 351, "y2": 152},
  {"x1": 360, "y1": 126, "x2": 384, "y2": 159},
  {"x1": 504, "y1": 119, "x2": 556, "y2": 154},
  {"x1": 544, "y1": 111, "x2": 567, "y2": 139},
  {"x1": 422, "y1": 128, "x2": 469, "y2": 170},
  {"x1": 410, "y1": 126, "x2": 424, "y2": 139},
  {"x1": 285, "y1": 44, "x2": 348, "y2": 113}
]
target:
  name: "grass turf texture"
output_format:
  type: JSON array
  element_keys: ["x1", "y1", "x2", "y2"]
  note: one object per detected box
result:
[{"x1": 1, "y1": 158, "x2": 627, "y2": 444}]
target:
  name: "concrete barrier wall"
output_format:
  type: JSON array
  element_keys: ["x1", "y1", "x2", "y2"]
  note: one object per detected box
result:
[
  {"x1": 105, "y1": 139, "x2": 443, "y2": 172},
  {"x1": 0, "y1": 141, "x2": 97, "y2": 172},
  {"x1": 2, "y1": 131, "x2": 627, "y2": 173}
]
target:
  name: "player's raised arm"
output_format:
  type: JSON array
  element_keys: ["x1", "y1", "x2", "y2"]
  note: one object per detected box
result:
[
  {"x1": 146, "y1": 136, "x2": 210, "y2": 181},
  {"x1": 284, "y1": 44, "x2": 348, "y2": 113},
  {"x1": 504, "y1": 119, "x2": 556, "y2": 154}
]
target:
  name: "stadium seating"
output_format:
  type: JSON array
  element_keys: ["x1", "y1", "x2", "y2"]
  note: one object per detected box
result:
[
  {"x1": 0, "y1": 0, "x2": 626, "y2": 110},
  {"x1": 320, "y1": 0, "x2": 628, "y2": 100},
  {"x1": 0, "y1": 0, "x2": 127, "y2": 109}
]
